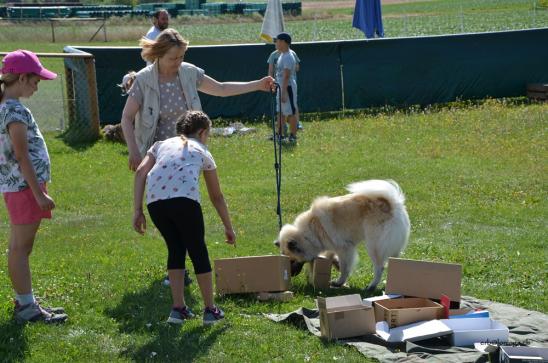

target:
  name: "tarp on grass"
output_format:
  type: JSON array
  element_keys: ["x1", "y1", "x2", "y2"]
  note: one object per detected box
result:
[{"x1": 265, "y1": 296, "x2": 548, "y2": 362}]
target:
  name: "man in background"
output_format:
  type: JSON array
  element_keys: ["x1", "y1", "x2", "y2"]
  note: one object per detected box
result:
[{"x1": 145, "y1": 9, "x2": 170, "y2": 40}]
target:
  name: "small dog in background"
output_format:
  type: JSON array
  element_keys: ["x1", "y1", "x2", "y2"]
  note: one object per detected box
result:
[
  {"x1": 102, "y1": 123, "x2": 125, "y2": 143},
  {"x1": 102, "y1": 71, "x2": 137, "y2": 143},
  {"x1": 275, "y1": 179, "x2": 410, "y2": 291},
  {"x1": 118, "y1": 71, "x2": 137, "y2": 96}
]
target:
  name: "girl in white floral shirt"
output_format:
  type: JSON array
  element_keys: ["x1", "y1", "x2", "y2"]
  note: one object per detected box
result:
[
  {"x1": 0, "y1": 50, "x2": 67, "y2": 323},
  {"x1": 133, "y1": 111, "x2": 235, "y2": 325}
]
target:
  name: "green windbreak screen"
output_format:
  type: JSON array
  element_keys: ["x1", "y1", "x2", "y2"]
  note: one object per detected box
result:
[
  {"x1": 340, "y1": 28, "x2": 548, "y2": 108},
  {"x1": 71, "y1": 28, "x2": 547, "y2": 124}
]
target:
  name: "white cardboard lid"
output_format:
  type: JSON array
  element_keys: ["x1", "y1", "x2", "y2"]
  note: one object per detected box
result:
[{"x1": 376, "y1": 320, "x2": 453, "y2": 343}]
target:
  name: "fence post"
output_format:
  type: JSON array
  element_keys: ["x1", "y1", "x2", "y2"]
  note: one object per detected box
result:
[
  {"x1": 50, "y1": 20, "x2": 56, "y2": 43},
  {"x1": 84, "y1": 58, "x2": 100, "y2": 139},
  {"x1": 103, "y1": 18, "x2": 107, "y2": 42},
  {"x1": 460, "y1": 5, "x2": 464, "y2": 33}
]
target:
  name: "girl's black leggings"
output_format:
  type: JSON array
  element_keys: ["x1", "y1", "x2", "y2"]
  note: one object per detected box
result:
[{"x1": 147, "y1": 197, "x2": 211, "y2": 274}]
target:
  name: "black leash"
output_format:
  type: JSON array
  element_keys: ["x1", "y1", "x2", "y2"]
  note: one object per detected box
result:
[{"x1": 270, "y1": 82, "x2": 283, "y2": 230}]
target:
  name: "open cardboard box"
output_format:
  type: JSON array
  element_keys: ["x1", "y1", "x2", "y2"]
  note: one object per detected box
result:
[
  {"x1": 386, "y1": 258, "x2": 462, "y2": 308},
  {"x1": 308, "y1": 256, "x2": 332, "y2": 289},
  {"x1": 214, "y1": 255, "x2": 290, "y2": 294},
  {"x1": 317, "y1": 294, "x2": 376, "y2": 340},
  {"x1": 374, "y1": 297, "x2": 444, "y2": 327},
  {"x1": 440, "y1": 318, "x2": 509, "y2": 347}
]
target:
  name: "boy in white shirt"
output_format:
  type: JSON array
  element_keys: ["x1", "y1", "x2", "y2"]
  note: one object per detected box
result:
[{"x1": 273, "y1": 32, "x2": 299, "y2": 143}]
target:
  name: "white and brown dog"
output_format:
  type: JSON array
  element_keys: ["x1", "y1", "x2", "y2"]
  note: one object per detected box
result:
[{"x1": 275, "y1": 180, "x2": 410, "y2": 291}]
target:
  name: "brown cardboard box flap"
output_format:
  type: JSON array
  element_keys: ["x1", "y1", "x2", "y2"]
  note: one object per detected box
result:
[
  {"x1": 312, "y1": 257, "x2": 332, "y2": 275},
  {"x1": 374, "y1": 297, "x2": 445, "y2": 327},
  {"x1": 386, "y1": 258, "x2": 461, "y2": 303},
  {"x1": 309, "y1": 257, "x2": 332, "y2": 289},
  {"x1": 375, "y1": 297, "x2": 443, "y2": 310},
  {"x1": 317, "y1": 294, "x2": 364, "y2": 313}
]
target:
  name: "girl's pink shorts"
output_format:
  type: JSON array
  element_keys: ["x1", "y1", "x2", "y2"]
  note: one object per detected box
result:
[{"x1": 3, "y1": 184, "x2": 52, "y2": 225}]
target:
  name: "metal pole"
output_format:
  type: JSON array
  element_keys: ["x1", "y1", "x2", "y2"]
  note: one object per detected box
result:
[
  {"x1": 103, "y1": 18, "x2": 107, "y2": 42},
  {"x1": 460, "y1": 5, "x2": 464, "y2": 33},
  {"x1": 50, "y1": 20, "x2": 56, "y2": 43},
  {"x1": 532, "y1": 0, "x2": 536, "y2": 28}
]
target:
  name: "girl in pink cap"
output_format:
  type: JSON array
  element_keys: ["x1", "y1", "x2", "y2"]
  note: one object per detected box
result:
[{"x1": 0, "y1": 50, "x2": 67, "y2": 323}]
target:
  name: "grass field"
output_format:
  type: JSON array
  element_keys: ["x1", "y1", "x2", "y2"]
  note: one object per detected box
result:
[
  {"x1": 0, "y1": 0, "x2": 547, "y2": 361},
  {"x1": 0, "y1": 100, "x2": 546, "y2": 362}
]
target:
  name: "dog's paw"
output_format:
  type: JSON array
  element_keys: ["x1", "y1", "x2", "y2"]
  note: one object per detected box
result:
[
  {"x1": 364, "y1": 284, "x2": 378, "y2": 294},
  {"x1": 329, "y1": 280, "x2": 346, "y2": 288}
]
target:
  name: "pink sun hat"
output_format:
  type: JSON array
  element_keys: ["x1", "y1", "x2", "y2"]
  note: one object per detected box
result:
[{"x1": 1, "y1": 50, "x2": 57, "y2": 80}]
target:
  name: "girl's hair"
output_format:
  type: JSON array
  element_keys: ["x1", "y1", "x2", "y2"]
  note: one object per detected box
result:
[
  {"x1": 140, "y1": 28, "x2": 189, "y2": 63},
  {"x1": 0, "y1": 73, "x2": 20, "y2": 101},
  {"x1": 176, "y1": 111, "x2": 211, "y2": 136}
]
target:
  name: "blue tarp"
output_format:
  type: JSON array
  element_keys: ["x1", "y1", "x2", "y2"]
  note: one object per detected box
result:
[{"x1": 352, "y1": 0, "x2": 384, "y2": 39}]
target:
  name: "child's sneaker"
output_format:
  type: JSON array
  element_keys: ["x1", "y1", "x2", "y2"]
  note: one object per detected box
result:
[
  {"x1": 288, "y1": 134, "x2": 298, "y2": 144},
  {"x1": 33, "y1": 299, "x2": 66, "y2": 314},
  {"x1": 14, "y1": 302, "x2": 67, "y2": 324},
  {"x1": 167, "y1": 305, "x2": 195, "y2": 324},
  {"x1": 203, "y1": 306, "x2": 225, "y2": 326}
]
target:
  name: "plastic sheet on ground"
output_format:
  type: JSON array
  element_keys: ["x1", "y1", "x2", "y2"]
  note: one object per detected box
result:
[
  {"x1": 264, "y1": 296, "x2": 548, "y2": 362},
  {"x1": 211, "y1": 122, "x2": 257, "y2": 137}
]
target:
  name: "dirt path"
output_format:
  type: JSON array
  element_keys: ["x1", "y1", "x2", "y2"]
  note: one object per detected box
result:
[{"x1": 303, "y1": 0, "x2": 430, "y2": 10}]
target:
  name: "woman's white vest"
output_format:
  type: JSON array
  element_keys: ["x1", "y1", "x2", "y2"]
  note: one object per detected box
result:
[{"x1": 133, "y1": 61, "x2": 203, "y2": 157}]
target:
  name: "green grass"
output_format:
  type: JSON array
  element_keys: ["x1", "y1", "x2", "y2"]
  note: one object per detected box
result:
[{"x1": 0, "y1": 100, "x2": 546, "y2": 362}]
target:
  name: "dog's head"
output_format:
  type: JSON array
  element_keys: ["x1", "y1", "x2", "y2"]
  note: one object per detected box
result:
[{"x1": 274, "y1": 223, "x2": 321, "y2": 276}]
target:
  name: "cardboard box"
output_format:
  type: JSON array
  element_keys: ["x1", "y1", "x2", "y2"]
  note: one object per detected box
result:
[
  {"x1": 499, "y1": 346, "x2": 548, "y2": 363},
  {"x1": 374, "y1": 297, "x2": 444, "y2": 327},
  {"x1": 376, "y1": 320, "x2": 453, "y2": 343},
  {"x1": 308, "y1": 256, "x2": 332, "y2": 289},
  {"x1": 214, "y1": 255, "x2": 290, "y2": 294},
  {"x1": 440, "y1": 318, "x2": 509, "y2": 347},
  {"x1": 386, "y1": 258, "x2": 462, "y2": 307},
  {"x1": 317, "y1": 294, "x2": 376, "y2": 340}
]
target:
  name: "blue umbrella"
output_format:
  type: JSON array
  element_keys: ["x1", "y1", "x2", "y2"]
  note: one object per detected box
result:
[{"x1": 352, "y1": 0, "x2": 384, "y2": 38}]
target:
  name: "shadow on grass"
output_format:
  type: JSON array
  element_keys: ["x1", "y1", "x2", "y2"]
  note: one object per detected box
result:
[
  {"x1": 0, "y1": 318, "x2": 27, "y2": 363},
  {"x1": 105, "y1": 278, "x2": 228, "y2": 362},
  {"x1": 127, "y1": 323, "x2": 230, "y2": 362},
  {"x1": 55, "y1": 131, "x2": 100, "y2": 151}
]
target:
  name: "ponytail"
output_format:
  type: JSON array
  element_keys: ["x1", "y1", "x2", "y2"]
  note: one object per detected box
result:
[{"x1": 0, "y1": 73, "x2": 19, "y2": 102}]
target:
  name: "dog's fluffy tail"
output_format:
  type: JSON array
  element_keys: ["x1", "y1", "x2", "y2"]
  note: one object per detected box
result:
[{"x1": 346, "y1": 179, "x2": 406, "y2": 206}]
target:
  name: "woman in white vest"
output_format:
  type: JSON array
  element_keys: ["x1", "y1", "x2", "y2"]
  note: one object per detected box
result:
[{"x1": 121, "y1": 28, "x2": 273, "y2": 171}]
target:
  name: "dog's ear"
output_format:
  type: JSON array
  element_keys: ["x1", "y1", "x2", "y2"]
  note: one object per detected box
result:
[
  {"x1": 273, "y1": 240, "x2": 280, "y2": 248},
  {"x1": 287, "y1": 240, "x2": 299, "y2": 252}
]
